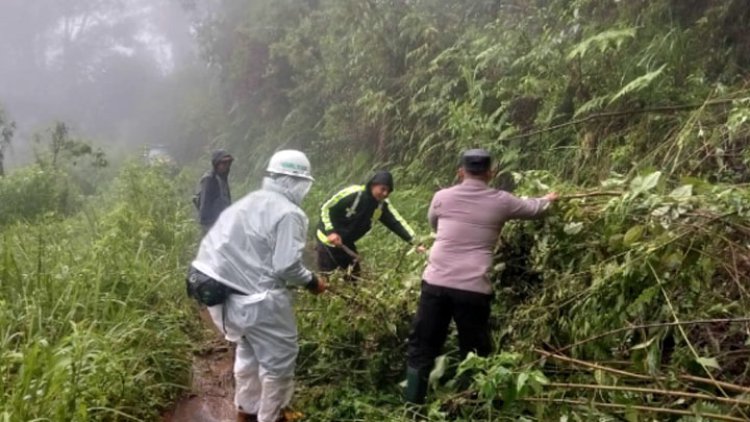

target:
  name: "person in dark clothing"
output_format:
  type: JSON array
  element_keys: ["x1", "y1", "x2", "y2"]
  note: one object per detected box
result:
[
  {"x1": 195, "y1": 150, "x2": 233, "y2": 234},
  {"x1": 404, "y1": 149, "x2": 559, "y2": 404},
  {"x1": 316, "y1": 170, "x2": 425, "y2": 278}
]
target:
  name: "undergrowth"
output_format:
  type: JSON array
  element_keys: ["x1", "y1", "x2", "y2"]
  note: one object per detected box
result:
[{"x1": 292, "y1": 168, "x2": 750, "y2": 421}]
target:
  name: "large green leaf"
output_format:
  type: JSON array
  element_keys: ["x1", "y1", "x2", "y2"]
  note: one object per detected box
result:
[
  {"x1": 630, "y1": 171, "x2": 662, "y2": 196},
  {"x1": 623, "y1": 225, "x2": 645, "y2": 245}
]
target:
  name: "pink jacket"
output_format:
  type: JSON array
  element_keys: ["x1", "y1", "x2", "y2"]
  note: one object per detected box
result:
[{"x1": 423, "y1": 178, "x2": 549, "y2": 295}]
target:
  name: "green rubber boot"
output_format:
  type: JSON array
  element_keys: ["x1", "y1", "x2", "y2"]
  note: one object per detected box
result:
[{"x1": 404, "y1": 366, "x2": 430, "y2": 404}]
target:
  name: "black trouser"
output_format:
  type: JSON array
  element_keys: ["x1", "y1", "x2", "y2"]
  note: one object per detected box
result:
[
  {"x1": 316, "y1": 241, "x2": 361, "y2": 278},
  {"x1": 407, "y1": 281, "x2": 492, "y2": 370}
]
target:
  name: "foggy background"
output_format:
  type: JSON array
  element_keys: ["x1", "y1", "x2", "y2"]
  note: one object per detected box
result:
[{"x1": 0, "y1": 0, "x2": 218, "y2": 169}]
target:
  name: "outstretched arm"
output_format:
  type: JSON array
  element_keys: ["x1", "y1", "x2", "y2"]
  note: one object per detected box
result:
[
  {"x1": 503, "y1": 192, "x2": 558, "y2": 220},
  {"x1": 379, "y1": 200, "x2": 416, "y2": 243}
]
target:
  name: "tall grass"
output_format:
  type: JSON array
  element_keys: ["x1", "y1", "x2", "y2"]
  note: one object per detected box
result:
[{"x1": 0, "y1": 163, "x2": 197, "y2": 421}]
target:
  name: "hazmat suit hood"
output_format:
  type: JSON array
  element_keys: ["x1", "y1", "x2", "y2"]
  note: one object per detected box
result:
[
  {"x1": 263, "y1": 175, "x2": 312, "y2": 205},
  {"x1": 366, "y1": 170, "x2": 394, "y2": 192}
]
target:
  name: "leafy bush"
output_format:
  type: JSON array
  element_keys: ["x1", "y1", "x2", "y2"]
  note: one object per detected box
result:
[{"x1": 0, "y1": 165, "x2": 80, "y2": 226}]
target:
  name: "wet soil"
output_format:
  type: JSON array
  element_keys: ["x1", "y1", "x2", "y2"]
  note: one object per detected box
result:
[{"x1": 163, "y1": 311, "x2": 236, "y2": 422}]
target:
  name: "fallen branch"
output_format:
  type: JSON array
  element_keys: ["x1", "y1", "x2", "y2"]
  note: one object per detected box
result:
[
  {"x1": 545, "y1": 382, "x2": 750, "y2": 407},
  {"x1": 522, "y1": 398, "x2": 747, "y2": 422}
]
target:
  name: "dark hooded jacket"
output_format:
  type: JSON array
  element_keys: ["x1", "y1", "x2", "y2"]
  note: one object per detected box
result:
[
  {"x1": 196, "y1": 150, "x2": 232, "y2": 227},
  {"x1": 316, "y1": 171, "x2": 415, "y2": 247}
]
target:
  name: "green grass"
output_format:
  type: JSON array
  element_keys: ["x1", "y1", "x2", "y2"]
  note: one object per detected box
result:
[{"x1": 0, "y1": 164, "x2": 198, "y2": 421}]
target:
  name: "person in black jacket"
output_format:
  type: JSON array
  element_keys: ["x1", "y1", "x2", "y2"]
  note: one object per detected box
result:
[
  {"x1": 316, "y1": 170, "x2": 424, "y2": 278},
  {"x1": 195, "y1": 150, "x2": 233, "y2": 234}
]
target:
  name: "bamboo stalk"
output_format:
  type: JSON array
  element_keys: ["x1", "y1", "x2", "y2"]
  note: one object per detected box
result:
[
  {"x1": 534, "y1": 349, "x2": 750, "y2": 395},
  {"x1": 545, "y1": 382, "x2": 750, "y2": 407},
  {"x1": 560, "y1": 191, "x2": 623, "y2": 199},
  {"x1": 534, "y1": 348, "x2": 655, "y2": 381},
  {"x1": 679, "y1": 375, "x2": 750, "y2": 395},
  {"x1": 645, "y1": 262, "x2": 750, "y2": 421},
  {"x1": 500, "y1": 97, "x2": 741, "y2": 143},
  {"x1": 522, "y1": 398, "x2": 747, "y2": 422},
  {"x1": 549, "y1": 317, "x2": 750, "y2": 356}
]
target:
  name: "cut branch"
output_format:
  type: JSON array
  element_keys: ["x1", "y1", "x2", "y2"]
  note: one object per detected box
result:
[{"x1": 523, "y1": 398, "x2": 747, "y2": 422}]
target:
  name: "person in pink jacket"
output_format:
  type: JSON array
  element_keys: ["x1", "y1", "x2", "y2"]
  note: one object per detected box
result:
[{"x1": 404, "y1": 148, "x2": 559, "y2": 404}]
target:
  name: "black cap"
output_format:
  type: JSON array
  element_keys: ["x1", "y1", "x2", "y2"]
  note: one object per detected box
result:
[{"x1": 461, "y1": 148, "x2": 491, "y2": 173}]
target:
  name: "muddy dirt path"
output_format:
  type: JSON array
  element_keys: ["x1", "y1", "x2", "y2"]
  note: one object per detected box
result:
[{"x1": 162, "y1": 316, "x2": 236, "y2": 422}]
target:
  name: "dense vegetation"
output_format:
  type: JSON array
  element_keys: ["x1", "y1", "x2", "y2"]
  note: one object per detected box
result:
[
  {"x1": 2, "y1": 0, "x2": 750, "y2": 421},
  {"x1": 196, "y1": 0, "x2": 750, "y2": 420}
]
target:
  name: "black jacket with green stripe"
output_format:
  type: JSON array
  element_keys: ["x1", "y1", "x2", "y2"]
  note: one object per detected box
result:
[{"x1": 317, "y1": 184, "x2": 415, "y2": 248}]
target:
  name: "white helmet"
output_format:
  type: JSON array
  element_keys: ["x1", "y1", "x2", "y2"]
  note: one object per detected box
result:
[{"x1": 266, "y1": 149, "x2": 314, "y2": 180}]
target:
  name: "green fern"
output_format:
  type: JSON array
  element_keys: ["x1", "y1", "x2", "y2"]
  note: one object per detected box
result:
[
  {"x1": 567, "y1": 28, "x2": 637, "y2": 60},
  {"x1": 609, "y1": 64, "x2": 667, "y2": 104},
  {"x1": 574, "y1": 95, "x2": 610, "y2": 117}
]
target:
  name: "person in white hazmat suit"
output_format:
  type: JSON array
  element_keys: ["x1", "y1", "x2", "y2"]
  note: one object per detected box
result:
[{"x1": 189, "y1": 150, "x2": 327, "y2": 422}]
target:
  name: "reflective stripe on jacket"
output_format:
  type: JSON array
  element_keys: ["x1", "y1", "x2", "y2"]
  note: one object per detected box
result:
[{"x1": 316, "y1": 184, "x2": 415, "y2": 247}]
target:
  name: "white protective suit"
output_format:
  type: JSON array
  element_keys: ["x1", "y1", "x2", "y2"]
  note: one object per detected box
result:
[{"x1": 192, "y1": 175, "x2": 314, "y2": 421}]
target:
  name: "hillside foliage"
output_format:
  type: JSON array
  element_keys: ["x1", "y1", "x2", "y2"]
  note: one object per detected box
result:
[{"x1": 195, "y1": 0, "x2": 750, "y2": 420}]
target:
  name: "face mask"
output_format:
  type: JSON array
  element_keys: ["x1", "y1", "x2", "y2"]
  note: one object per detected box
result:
[
  {"x1": 273, "y1": 175, "x2": 312, "y2": 204},
  {"x1": 289, "y1": 179, "x2": 312, "y2": 204}
]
